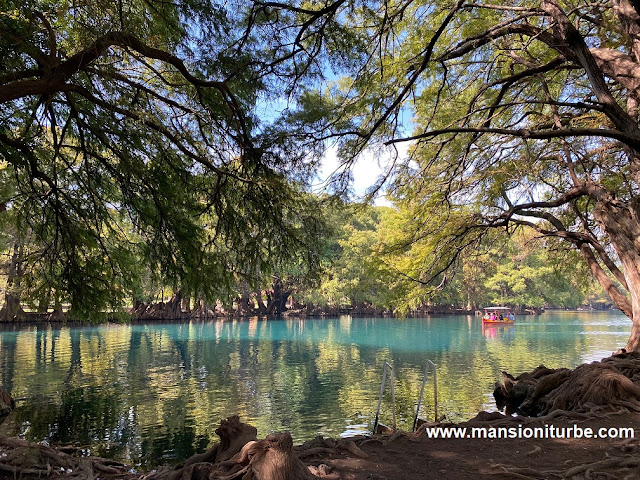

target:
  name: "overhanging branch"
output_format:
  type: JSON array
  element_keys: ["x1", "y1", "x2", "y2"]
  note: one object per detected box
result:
[{"x1": 385, "y1": 126, "x2": 640, "y2": 151}]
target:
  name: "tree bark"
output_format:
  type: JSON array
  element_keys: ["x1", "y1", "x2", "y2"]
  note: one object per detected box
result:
[
  {"x1": 181, "y1": 294, "x2": 191, "y2": 313},
  {"x1": 47, "y1": 301, "x2": 66, "y2": 322},
  {"x1": 146, "y1": 415, "x2": 259, "y2": 480},
  {"x1": 256, "y1": 291, "x2": 268, "y2": 316},
  {"x1": 0, "y1": 244, "x2": 25, "y2": 322},
  {"x1": 214, "y1": 414, "x2": 258, "y2": 462},
  {"x1": 265, "y1": 279, "x2": 292, "y2": 315},
  {"x1": 37, "y1": 288, "x2": 51, "y2": 315},
  {"x1": 593, "y1": 197, "x2": 640, "y2": 352},
  {"x1": 191, "y1": 295, "x2": 214, "y2": 319},
  {"x1": 236, "y1": 291, "x2": 254, "y2": 316},
  {"x1": 237, "y1": 432, "x2": 317, "y2": 480},
  {"x1": 495, "y1": 354, "x2": 640, "y2": 416},
  {"x1": 131, "y1": 290, "x2": 184, "y2": 320}
]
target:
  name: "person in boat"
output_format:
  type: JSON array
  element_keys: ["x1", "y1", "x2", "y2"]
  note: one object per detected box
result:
[
  {"x1": 499, "y1": 313, "x2": 504, "y2": 321},
  {"x1": 508, "y1": 312, "x2": 515, "y2": 322},
  {"x1": 489, "y1": 312, "x2": 496, "y2": 321}
]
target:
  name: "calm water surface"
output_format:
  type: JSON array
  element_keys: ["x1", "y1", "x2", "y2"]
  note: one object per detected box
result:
[{"x1": 0, "y1": 311, "x2": 630, "y2": 466}]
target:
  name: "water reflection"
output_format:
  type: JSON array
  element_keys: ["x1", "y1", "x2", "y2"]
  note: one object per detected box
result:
[
  {"x1": 0, "y1": 312, "x2": 630, "y2": 466},
  {"x1": 482, "y1": 324, "x2": 515, "y2": 339}
]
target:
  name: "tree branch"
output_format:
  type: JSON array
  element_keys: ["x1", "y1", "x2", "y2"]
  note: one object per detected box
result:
[
  {"x1": 386, "y1": 126, "x2": 640, "y2": 151},
  {"x1": 579, "y1": 243, "x2": 633, "y2": 316}
]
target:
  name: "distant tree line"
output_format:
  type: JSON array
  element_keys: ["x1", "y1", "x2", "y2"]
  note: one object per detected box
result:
[
  {"x1": 296, "y1": 203, "x2": 609, "y2": 315},
  {"x1": 0, "y1": 197, "x2": 605, "y2": 320}
]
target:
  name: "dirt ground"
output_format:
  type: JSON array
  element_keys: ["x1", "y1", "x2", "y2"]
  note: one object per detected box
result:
[
  {"x1": 2, "y1": 411, "x2": 640, "y2": 479},
  {"x1": 299, "y1": 412, "x2": 640, "y2": 480}
]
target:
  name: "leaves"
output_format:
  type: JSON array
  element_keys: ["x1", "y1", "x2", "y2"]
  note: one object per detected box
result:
[{"x1": 0, "y1": 0, "x2": 330, "y2": 314}]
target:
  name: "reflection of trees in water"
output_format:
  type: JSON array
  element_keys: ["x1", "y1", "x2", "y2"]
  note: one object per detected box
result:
[
  {"x1": 0, "y1": 314, "x2": 627, "y2": 465},
  {"x1": 0, "y1": 332, "x2": 16, "y2": 392}
]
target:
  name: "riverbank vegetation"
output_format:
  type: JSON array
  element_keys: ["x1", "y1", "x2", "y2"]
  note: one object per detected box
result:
[
  {"x1": 2, "y1": 0, "x2": 640, "y2": 354},
  {"x1": 298, "y1": 203, "x2": 607, "y2": 314},
  {"x1": 0, "y1": 197, "x2": 610, "y2": 321},
  {"x1": 5, "y1": 3, "x2": 640, "y2": 477}
]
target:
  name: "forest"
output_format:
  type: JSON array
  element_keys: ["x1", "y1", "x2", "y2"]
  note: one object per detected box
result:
[
  {"x1": 0, "y1": 193, "x2": 609, "y2": 321},
  {"x1": 291, "y1": 203, "x2": 609, "y2": 315},
  {"x1": 1, "y1": 0, "x2": 640, "y2": 349}
]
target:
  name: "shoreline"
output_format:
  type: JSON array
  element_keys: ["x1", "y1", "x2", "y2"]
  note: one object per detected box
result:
[
  {"x1": 2, "y1": 409, "x2": 640, "y2": 479},
  {"x1": 3, "y1": 354, "x2": 640, "y2": 478},
  {"x1": 1, "y1": 305, "x2": 556, "y2": 324}
]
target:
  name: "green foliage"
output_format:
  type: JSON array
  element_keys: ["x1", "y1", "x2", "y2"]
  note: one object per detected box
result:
[
  {"x1": 0, "y1": 0, "x2": 330, "y2": 315},
  {"x1": 1, "y1": 0, "x2": 631, "y2": 319},
  {"x1": 299, "y1": 200, "x2": 596, "y2": 312},
  {"x1": 279, "y1": 0, "x2": 640, "y2": 321},
  {"x1": 299, "y1": 202, "x2": 395, "y2": 308}
]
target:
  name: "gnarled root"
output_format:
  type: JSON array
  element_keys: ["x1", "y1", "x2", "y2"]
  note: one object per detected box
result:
[
  {"x1": 146, "y1": 417, "x2": 319, "y2": 480},
  {"x1": 0, "y1": 436, "x2": 136, "y2": 480},
  {"x1": 492, "y1": 454, "x2": 640, "y2": 480},
  {"x1": 494, "y1": 352, "x2": 640, "y2": 418},
  {"x1": 234, "y1": 432, "x2": 317, "y2": 480}
]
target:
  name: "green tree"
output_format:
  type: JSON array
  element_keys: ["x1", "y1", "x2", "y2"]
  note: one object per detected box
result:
[
  {"x1": 0, "y1": 1, "x2": 326, "y2": 315},
  {"x1": 301, "y1": 202, "x2": 397, "y2": 308},
  {"x1": 254, "y1": 0, "x2": 640, "y2": 350},
  {"x1": 374, "y1": 205, "x2": 598, "y2": 312},
  {"x1": 482, "y1": 233, "x2": 591, "y2": 309}
]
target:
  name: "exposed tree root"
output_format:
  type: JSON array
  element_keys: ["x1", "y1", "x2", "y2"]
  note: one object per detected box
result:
[
  {"x1": 146, "y1": 428, "x2": 319, "y2": 480},
  {"x1": 2, "y1": 415, "x2": 368, "y2": 480},
  {"x1": 491, "y1": 454, "x2": 640, "y2": 480},
  {"x1": 525, "y1": 444, "x2": 541, "y2": 456},
  {"x1": 480, "y1": 353, "x2": 640, "y2": 479},
  {"x1": 0, "y1": 435, "x2": 137, "y2": 480},
  {"x1": 493, "y1": 352, "x2": 640, "y2": 418}
]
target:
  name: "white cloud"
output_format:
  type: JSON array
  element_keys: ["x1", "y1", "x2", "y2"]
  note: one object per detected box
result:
[{"x1": 313, "y1": 143, "x2": 409, "y2": 206}]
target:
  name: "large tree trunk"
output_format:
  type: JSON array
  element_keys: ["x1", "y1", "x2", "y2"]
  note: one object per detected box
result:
[
  {"x1": 37, "y1": 288, "x2": 51, "y2": 314},
  {"x1": 265, "y1": 279, "x2": 292, "y2": 315},
  {"x1": 131, "y1": 290, "x2": 184, "y2": 320},
  {"x1": 48, "y1": 298, "x2": 66, "y2": 322},
  {"x1": 191, "y1": 295, "x2": 214, "y2": 319},
  {"x1": 256, "y1": 290, "x2": 268, "y2": 316},
  {"x1": 0, "y1": 244, "x2": 25, "y2": 322},
  {"x1": 236, "y1": 290, "x2": 255, "y2": 316},
  {"x1": 593, "y1": 196, "x2": 640, "y2": 352},
  {"x1": 181, "y1": 294, "x2": 191, "y2": 313}
]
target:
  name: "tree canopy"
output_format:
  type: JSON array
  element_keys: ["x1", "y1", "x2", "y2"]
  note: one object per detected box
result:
[
  {"x1": 296, "y1": 203, "x2": 600, "y2": 313},
  {"x1": 253, "y1": 0, "x2": 640, "y2": 350},
  {"x1": 0, "y1": 0, "x2": 329, "y2": 315}
]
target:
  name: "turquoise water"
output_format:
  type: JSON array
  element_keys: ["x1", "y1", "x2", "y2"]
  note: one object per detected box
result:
[{"x1": 0, "y1": 311, "x2": 631, "y2": 466}]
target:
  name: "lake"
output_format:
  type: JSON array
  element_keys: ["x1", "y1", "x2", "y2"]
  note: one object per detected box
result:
[{"x1": 0, "y1": 311, "x2": 630, "y2": 466}]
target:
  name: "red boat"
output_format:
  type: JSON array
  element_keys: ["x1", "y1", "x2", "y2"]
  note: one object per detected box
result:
[{"x1": 481, "y1": 306, "x2": 515, "y2": 325}]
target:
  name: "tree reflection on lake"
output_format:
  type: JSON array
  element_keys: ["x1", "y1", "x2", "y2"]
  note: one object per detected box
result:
[{"x1": 0, "y1": 312, "x2": 630, "y2": 466}]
